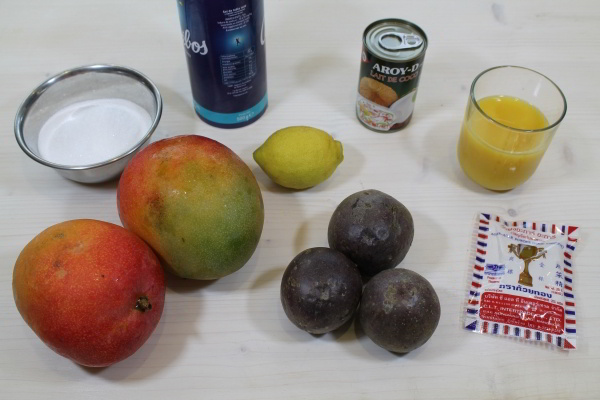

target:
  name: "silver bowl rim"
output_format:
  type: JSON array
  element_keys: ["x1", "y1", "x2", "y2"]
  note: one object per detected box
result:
[{"x1": 14, "y1": 64, "x2": 163, "y2": 171}]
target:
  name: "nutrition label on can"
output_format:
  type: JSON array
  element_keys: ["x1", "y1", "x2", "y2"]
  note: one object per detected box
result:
[
  {"x1": 220, "y1": 48, "x2": 257, "y2": 95},
  {"x1": 178, "y1": 0, "x2": 267, "y2": 127}
]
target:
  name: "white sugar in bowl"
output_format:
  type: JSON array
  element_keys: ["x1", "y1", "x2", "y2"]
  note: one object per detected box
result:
[{"x1": 14, "y1": 65, "x2": 162, "y2": 183}]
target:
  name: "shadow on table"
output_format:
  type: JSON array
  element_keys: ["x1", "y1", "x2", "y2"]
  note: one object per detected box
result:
[
  {"x1": 346, "y1": 292, "x2": 461, "y2": 361},
  {"x1": 74, "y1": 249, "x2": 274, "y2": 381},
  {"x1": 398, "y1": 113, "x2": 489, "y2": 195},
  {"x1": 412, "y1": 115, "x2": 588, "y2": 196},
  {"x1": 404, "y1": 208, "x2": 448, "y2": 274},
  {"x1": 293, "y1": 53, "x2": 356, "y2": 119},
  {"x1": 76, "y1": 305, "x2": 181, "y2": 381},
  {"x1": 73, "y1": 270, "x2": 205, "y2": 380},
  {"x1": 245, "y1": 141, "x2": 365, "y2": 195},
  {"x1": 292, "y1": 210, "x2": 330, "y2": 254},
  {"x1": 246, "y1": 265, "x2": 316, "y2": 344},
  {"x1": 155, "y1": 83, "x2": 197, "y2": 122}
]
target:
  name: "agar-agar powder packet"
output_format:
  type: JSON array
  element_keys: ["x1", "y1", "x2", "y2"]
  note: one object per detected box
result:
[{"x1": 463, "y1": 213, "x2": 579, "y2": 349}]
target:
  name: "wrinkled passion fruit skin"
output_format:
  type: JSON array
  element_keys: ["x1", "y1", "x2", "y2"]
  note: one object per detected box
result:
[
  {"x1": 281, "y1": 247, "x2": 363, "y2": 334},
  {"x1": 359, "y1": 268, "x2": 440, "y2": 353},
  {"x1": 328, "y1": 190, "x2": 414, "y2": 276}
]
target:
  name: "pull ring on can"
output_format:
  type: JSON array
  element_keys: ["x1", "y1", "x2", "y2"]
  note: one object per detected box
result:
[{"x1": 356, "y1": 19, "x2": 427, "y2": 132}]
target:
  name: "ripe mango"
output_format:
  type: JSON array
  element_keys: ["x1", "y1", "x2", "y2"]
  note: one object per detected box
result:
[
  {"x1": 12, "y1": 219, "x2": 165, "y2": 367},
  {"x1": 117, "y1": 135, "x2": 264, "y2": 280}
]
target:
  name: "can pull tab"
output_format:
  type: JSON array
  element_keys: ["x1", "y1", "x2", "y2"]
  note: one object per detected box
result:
[{"x1": 378, "y1": 32, "x2": 423, "y2": 51}]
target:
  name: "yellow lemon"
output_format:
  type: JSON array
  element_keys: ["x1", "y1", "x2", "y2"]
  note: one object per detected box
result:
[{"x1": 253, "y1": 126, "x2": 343, "y2": 189}]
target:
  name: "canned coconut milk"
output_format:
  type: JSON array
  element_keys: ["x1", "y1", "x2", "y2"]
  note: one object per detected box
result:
[
  {"x1": 356, "y1": 19, "x2": 427, "y2": 132},
  {"x1": 177, "y1": 0, "x2": 268, "y2": 128}
]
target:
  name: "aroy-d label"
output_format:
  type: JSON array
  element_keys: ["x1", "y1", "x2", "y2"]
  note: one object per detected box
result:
[{"x1": 356, "y1": 19, "x2": 427, "y2": 132}]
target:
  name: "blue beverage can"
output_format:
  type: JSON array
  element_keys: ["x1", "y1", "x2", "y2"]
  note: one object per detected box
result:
[{"x1": 177, "y1": 0, "x2": 268, "y2": 128}]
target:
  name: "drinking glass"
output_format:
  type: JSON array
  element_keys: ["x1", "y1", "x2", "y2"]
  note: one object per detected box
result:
[{"x1": 457, "y1": 66, "x2": 567, "y2": 191}]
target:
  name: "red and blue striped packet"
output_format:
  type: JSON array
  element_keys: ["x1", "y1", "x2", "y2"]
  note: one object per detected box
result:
[{"x1": 463, "y1": 212, "x2": 579, "y2": 349}]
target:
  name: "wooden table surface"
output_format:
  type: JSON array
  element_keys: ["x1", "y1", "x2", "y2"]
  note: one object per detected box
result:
[{"x1": 2, "y1": 1, "x2": 599, "y2": 398}]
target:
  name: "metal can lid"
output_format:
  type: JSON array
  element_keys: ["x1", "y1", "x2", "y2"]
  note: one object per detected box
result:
[{"x1": 364, "y1": 19, "x2": 427, "y2": 62}]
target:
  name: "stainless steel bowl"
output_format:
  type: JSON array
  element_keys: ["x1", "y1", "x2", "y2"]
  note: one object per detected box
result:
[{"x1": 14, "y1": 64, "x2": 162, "y2": 183}]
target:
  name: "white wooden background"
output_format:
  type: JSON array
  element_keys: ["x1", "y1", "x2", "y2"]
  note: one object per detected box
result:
[{"x1": 1, "y1": 1, "x2": 599, "y2": 398}]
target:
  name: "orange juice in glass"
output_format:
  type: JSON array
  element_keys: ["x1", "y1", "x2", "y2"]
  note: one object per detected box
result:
[{"x1": 457, "y1": 66, "x2": 567, "y2": 191}]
